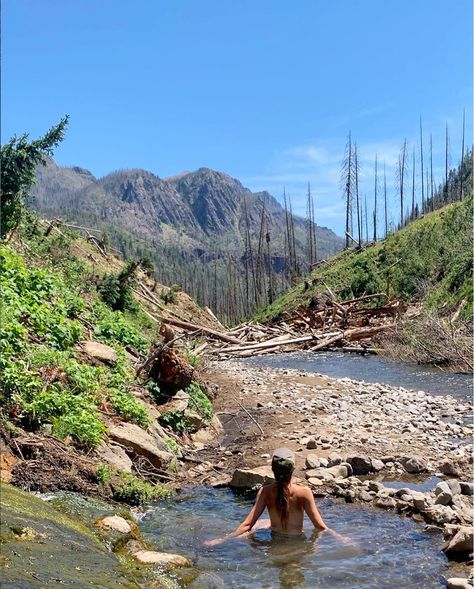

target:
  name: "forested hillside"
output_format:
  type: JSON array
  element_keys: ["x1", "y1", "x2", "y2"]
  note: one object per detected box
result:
[{"x1": 31, "y1": 159, "x2": 343, "y2": 323}]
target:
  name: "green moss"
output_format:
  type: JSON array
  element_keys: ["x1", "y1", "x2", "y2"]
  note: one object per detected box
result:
[{"x1": 112, "y1": 473, "x2": 172, "y2": 506}]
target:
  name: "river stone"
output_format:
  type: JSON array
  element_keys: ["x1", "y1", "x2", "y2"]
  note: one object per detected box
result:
[
  {"x1": 446, "y1": 579, "x2": 471, "y2": 589},
  {"x1": 133, "y1": 550, "x2": 191, "y2": 568},
  {"x1": 371, "y1": 459, "x2": 384, "y2": 472},
  {"x1": 346, "y1": 455, "x2": 372, "y2": 475},
  {"x1": 399, "y1": 456, "x2": 429, "y2": 473},
  {"x1": 435, "y1": 482, "x2": 453, "y2": 506},
  {"x1": 374, "y1": 496, "x2": 397, "y2": 510},
  {"x1": 230, "y1": 466, "x2": 274, "y2": 489},
  {"x1": 326, "y1": 464, "x2": 350, "y2": 479},
  {"x1": 97, "y1": 515, "x2": 131, "y2": 535},
  {"x1": 424, "y1": 505, "x2": 456, "y2": 525},
  {"x1": 446, "y1": 479, "x2": 462, "y2": 496},
  {"x1": 306, "y1": 438, "x2": 318, "y2": 449},
  {"x1": 368, "y1": 481, "x2": 384, "y2": 493},
  {"x1": 190, "y1": 572, "x2": 226, "y2": 589},
  {"x1": 76, "y1": 340, "x2": 118, "y2": 365},
  {"x1": 443, "y1": 526, "x2": 474, "y2": 556},
  {"x1": 307, "y1": 477, "x2": 324, "y2": 487},
  {"x1": 411, "y1": 491, "x2": 429, "y2": 511},
  {"x1": 96, "y1": 442, "x2": 133, "y2": 473},
  {"x1": 327, "y1": 453, "x2": 342, "y2": 467},
  {"x1": 358, "y1": 490, "x2": 373, "y2": 502},
  {"x1": 460, "y1": 482, "x2": 474, "y2": 496},
  {"x1": 183, "y1": 409, "x2": 205, "y2": 431},
  {"x1": 305, "y1": 454, "x2": 320, "y2": 469},
  {"x1": 108, "y1": 423, "x2": 173, "y2": 469},
  {"x1": 438, "y1": 459, "x2": 463, "y2": 477},
  {"x1": 305, "y1": 468, "x2": 334, "y2": 481}
]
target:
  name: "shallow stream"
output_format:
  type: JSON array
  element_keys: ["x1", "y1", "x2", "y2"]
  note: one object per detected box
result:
[{"x1": 140, "y1": 487, "x2": 449, "y2": 589}]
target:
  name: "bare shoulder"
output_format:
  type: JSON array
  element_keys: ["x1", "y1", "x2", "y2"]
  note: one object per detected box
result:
[{"x1": 293, "y1": 484, "x2": 313, "y2": 499}]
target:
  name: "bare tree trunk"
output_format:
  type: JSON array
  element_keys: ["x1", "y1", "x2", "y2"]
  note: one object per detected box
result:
[
  {"x1": 306, "y1": 183, "x2": 314, "y2": 267},
  {"x1": 289, "y1": 196, "x2": 297, "y2": 278},
  {"x1": 411, "y1": 146, "x2": 416, "y2": 220},
  {"x1": 354, "y1": 143, "x2": 361, "y2": 246},
  {"x1": 364, "y1": 194, "x2": 369, "y2": 243},
  {"x1": 311, "y1": 186, "x2": 317, "y2": 264},
  {"x1": 420, "y1": 117, "x2": 424, "y2": 208},
  {"x1": 460, "y1": 109, "x2": 465, "y2": 200},
  {"x1": 384, "y1": 161, "x2": 388, "y2": 237},
  {"x1": 398, "y1": 139, "x2": 407, "y2": 226},
  {"x1": 266, "y1": 231, "x2": 273, "y2": 304},
  {"x1": 344, "y1": 131, "x2": 352, "y2": 248},
  {"x1": 445, "y1": 121, "x2": 449, "y2": 203},
  {"x1": 373, "y1": 154, "x2": 378, "y2": 241},
  {"x1": 283, "y1": 189, "x2": 294, "y2": 280},
  {"x1": 430, "y1": 134, "x2": 434, "y2": 212}
]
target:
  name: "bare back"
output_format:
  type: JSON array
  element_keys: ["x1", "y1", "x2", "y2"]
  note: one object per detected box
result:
[{"x1": 260, "y1": 482, "x2": 326, "y2": 535}]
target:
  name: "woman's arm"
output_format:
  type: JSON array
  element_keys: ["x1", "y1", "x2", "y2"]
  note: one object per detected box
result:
[
  {"x1": 302, "y1": 487, "x2": 329, "y2": 530},
  {"x1": 303, "y1": 488, "x2": 355, "y2": 545},
  {"x1": 203, "y1": 487, "x2": 267, "y2": 546}
]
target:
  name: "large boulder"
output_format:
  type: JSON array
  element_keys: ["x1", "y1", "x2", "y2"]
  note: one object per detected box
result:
[
  {"x1": 108, "y1": 423, "x2": 173, "y2": 469},
  {"x1": 346, "y1": 455, "x2": 372, "y2": 475},
  {"x1": 230, "y1": 466, "x2": 274, "y2": 489},
  {"x1": 446, "y1": 579, "x2": 471, "y2": 589},
  {"x1": 435, "y1": 482, "x2": 453, "y2": 506}
]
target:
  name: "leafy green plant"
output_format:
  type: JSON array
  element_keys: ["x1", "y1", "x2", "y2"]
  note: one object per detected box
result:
[
  {"x1": 164, "y1": 437, "x2": 181, "y2": 456},
  {"x1": 186, "y1": 381, "x2": 212, "y2": 421},
  {"x1": 158, "y1": 410, "x2": 190, "y2": 434},
  {"x1": 109, "y1": 388, "x2": 150, "y2": 428},
  {"x1": 113, "y1": 473, "x2": 172, "y2": 506},
  {"x1": 96, "y1": 464, "x2": 112, "y2": 485}
]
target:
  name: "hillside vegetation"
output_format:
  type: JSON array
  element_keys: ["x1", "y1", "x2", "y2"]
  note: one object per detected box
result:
[{"x1": 256, "y1": 197, "x2": 472, "y2": 368}]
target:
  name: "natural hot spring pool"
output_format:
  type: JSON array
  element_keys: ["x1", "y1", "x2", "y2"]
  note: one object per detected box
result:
[{"x1": 139, "y1": 487, "x2": 449, "y2": 589}]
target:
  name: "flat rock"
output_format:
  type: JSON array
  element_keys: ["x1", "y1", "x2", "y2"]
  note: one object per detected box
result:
[
  {"x1": 76, "y1": 341, "x2": 118, "y2": 365},
  {"x1": 97, "y1": 515, "x2": 131, "y2": 534},
  {"x1": 133, "y1": 550, "x2": 191, "y2": 567},
  {"x1": 230, "y1": 466, "x2": 274, "y2": 489},
  {"x1": 305, "y1": 454, "x2": 320, "y2": 469},
  {"x1": 108, "y1": 423, "x2": 173, "y2": 469},
  {"x1": 96, "y1": 442, "x2": 133, "y2": 473}
]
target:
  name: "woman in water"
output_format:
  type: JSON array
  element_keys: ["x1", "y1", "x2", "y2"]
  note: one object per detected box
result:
[{"x1": 204, "y1": 448, "x2": 348, "y2": 546}]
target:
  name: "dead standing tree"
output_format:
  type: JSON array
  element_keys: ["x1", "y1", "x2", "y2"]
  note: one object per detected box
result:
[
  {"x1": 373, "y1": 154, "x2": 378, "y2": 241},
  {"x1": 341, "y1": 131, "x2": 355, "y2": 248},
  {"x1": 354, "y1": 143, "x2": 361, "y2": 246},
  {"x1": 397, "y1": 139, "x2": 408, "y2": 227}
]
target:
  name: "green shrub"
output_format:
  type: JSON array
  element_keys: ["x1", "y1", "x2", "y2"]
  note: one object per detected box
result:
[
  {"x1": 96, "y1": 464, "x2": 112, "y2": 485},
  {"x1": 186, "y1": 381, "x2": 212, "y2": 421},
  {"x1": 113, "y1": 473, "x2": 172, "y2": 506},
  {"x1": 158, "y1": 410, "x2": 190, "y2": 434},
  {"x1": 164, "y1": 437, "x2": 181, "y2": 456},
  {"x1": 109, "y1": 388, "x2": 150, "y2": 428}
]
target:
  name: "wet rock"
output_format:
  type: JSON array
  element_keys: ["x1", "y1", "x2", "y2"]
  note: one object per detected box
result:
[
  {"x1": 424, "y1": 505, "x2": 456, "y2": 525},
  {"x1": 108, "y1": 423, "x2": 173, "y2": 469},
  {"x1": 76, "y1": 340, "x2": 118, "y2": 365},
  {"x1": 230, "y1": 466, "x2": 274, "y2": 489},
  {"x1": 399, "y1": 456, "x2": 429, "y2": 474},
  {"x1": 460, "y1": 482, "x2": 473, "y2": 496},
  {"x1": 410, "y1": 491, "x2": 429, "y2": 511},
  {"x1": 346, "y1": 455, "x2": 372, "y2": 475},
  {"x1": 133, "y1": 550, "x2": 191, "y2": 567},
  {"x1": 190, "y1": 572, "x2": 226, "y2": 589},
  {"x1": 374, "y1": 496, "x2": 396, "y2": 510},
  {"x1": 97, "y1": 515, "x2": 131, "y2": 535},
  {"x1": 443, "y1": 526, "x2": 474, "y2": 557},
  {"x1": 446, "y1": 579, "x2": 471, "y2": 589},
  {"x1": 96, "y1": 442, "x2": 133, "y2": 473},
  {"x1": 305, "y1": 454, "x2": 320, "y2": 469},
  {"x1": 358, "y1": 490, "x2": 373, "y2": 502},
  {"x1": 367, "y1": 481, "x2": 384, "y2": 493}
]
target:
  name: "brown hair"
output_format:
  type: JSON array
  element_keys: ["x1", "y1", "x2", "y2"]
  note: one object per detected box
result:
[{"x1": 272, "y1": 459, "x2": 294, "y2": 528}]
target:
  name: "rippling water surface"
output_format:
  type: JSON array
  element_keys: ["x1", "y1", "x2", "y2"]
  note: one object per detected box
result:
[
  {"x1": 141, "y1": 487, "x2": 448, "y2": 589},
  {"x1": 244, "y1": 351, "x2": 472, "y2": 402}
]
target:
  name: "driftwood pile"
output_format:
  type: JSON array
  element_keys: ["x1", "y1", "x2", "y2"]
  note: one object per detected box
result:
[{"x1": 139, "y1": 289, "x2": 404, "y2": 360}]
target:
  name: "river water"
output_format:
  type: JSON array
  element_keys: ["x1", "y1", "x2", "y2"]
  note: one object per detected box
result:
[
  {"x1": 138, "y1": 352, "x2": 471, "y2": 588},
  {"x1": 140, "y1": 487, "x2": 448, "y2": 589},
  {"x1": 244, "y1": 350, "x2": 472, "y2": 402}
]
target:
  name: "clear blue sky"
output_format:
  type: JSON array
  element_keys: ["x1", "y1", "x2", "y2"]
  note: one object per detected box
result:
[{"x1": 3, "y1": 0, "x2": 472, "y2": 235}]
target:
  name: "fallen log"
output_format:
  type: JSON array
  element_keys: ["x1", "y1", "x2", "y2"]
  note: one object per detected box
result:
[{"x1": 162, "y1": 317, "x2": 241, "y2": 345}]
